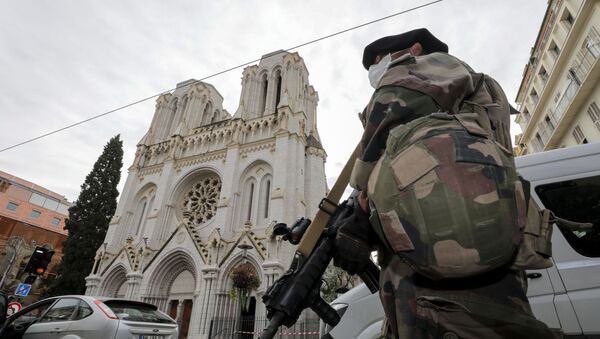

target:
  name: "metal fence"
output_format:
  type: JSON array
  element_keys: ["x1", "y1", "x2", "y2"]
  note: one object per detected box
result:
[{"x1": 208, "y1": 316, "x2": 321, "y2": 339}]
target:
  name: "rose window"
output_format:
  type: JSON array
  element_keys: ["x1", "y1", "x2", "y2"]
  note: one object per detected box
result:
[{"x1": 182, "y1": 176, "x2": 222, "y2": 226}]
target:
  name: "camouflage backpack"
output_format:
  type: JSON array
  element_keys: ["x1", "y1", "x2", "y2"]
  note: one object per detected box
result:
[{"x1": 367, "y1": 110, "x2": 526, "y2": 280}]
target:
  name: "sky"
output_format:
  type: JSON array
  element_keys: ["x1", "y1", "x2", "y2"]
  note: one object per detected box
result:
[{"x1": 0, "y1": 0, "x2": 548, "y2": 202}]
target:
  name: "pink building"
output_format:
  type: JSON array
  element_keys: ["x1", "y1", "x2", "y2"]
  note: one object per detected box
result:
[{"x1": 0, "y1": 170, "x2": 71, "y2": 299}]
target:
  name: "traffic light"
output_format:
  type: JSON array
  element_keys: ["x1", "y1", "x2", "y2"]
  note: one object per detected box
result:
[{"x1": 23, "y1": 247, "x2": 55, "y2": 275}]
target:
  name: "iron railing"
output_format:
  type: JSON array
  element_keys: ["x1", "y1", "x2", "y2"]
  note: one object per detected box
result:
[{"x1": 208, "y1": 316, "x2": 321, "y2": 339}]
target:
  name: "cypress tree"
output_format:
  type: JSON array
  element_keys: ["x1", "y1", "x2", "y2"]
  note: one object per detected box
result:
[{"x1": 48, "y1": 135, "x2": 123, "y2": 296}]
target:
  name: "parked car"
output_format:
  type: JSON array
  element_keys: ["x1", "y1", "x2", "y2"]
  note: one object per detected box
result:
[
  {"x1": 0, "y1": 294, "x2": 178, "y2": 339},
  {"x1": 322, "y1": 142, "x2": 600, "y2": 338}
]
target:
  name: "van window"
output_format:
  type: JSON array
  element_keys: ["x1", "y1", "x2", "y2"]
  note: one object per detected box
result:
[{"x1": 535, "y1": 175, "x2": 600, "y2": 257}]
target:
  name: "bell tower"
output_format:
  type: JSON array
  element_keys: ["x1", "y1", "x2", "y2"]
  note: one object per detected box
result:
[{"x1": 235, "y1": 51, "x2": 320, "y2": 138}]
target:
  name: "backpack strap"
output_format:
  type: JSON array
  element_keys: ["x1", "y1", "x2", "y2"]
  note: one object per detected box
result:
[{"x1": 459, "y1": 73, "x2": 514, "y2": 151}]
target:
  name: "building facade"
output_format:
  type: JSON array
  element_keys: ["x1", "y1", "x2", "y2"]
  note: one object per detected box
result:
[
  {"x1": 0, "y1": 171, "x2": 70, "y2": 301},
  {"x1": 84, "y1": 51, "x2": 327, "y2": 338},
  {"x1": 515, "y1": 0, "x2": 600, "y2": 155}
]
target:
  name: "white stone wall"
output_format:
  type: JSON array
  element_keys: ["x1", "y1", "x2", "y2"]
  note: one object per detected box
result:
[{"x1": 86, "y1": 51, "x2": 326, "y2": 339}]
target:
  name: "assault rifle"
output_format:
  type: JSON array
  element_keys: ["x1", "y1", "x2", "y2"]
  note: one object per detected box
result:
[{"x1": 260, "y1": 191, "x2": 380, "y2": 339}]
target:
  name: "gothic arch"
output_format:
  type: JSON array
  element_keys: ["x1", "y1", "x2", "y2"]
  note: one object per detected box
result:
[
  {"x1": 181, "y1": 95, "x2": 189, "y2": 116},
  {"x1": 234, "y1": 161, "x2": 273, "y2": 229},
  {"x1": 210, "y1": 252, "x2": 264, "y2": 321},
  {"x1": 161, "y1": 97, "x2": 178, "y2": 140},
  {"x1": 272, "y1": 67, "x2": 283, "y2": 109},
  {"x1": 127, "y1": 183, "x2": 157, "y2": 238},
  {"x1": 201, "y1": 101, "x2": 213, "y2": 126},
  {"x1": 258, "y1": 174, "x2": 273, "y2": 222},
  {"x1": 219, "y1": 253, "x2": 263, "y2": 292},
  {"x1": 143, "y1": 249, "x2": 199, "y2": 310},
  {"x1": 100, "y1": 264, "x2": 128, "y2": 298},
  {"x1": 258, "y1": 71, "x2": 269, "y2": 116}
]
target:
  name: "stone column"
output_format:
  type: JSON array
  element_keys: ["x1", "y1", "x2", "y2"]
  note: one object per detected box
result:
[
  {"x1": 187, "y1": 290, "x2": 202, "y2": 339},
  {"x1": 198, "y1": 266, "x2": 220, "y2": 336},
  {"x1": 84, "y1": 276, "x2": 101, "y2": 296},
  {"x1": 176, "y1": 298, "x2": 185, "y2": 330},
  {"x1": 125, "y1": 272, "x2": 144, "y2": 300}
]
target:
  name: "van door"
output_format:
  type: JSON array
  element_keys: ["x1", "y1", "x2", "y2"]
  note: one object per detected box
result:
[
  {"x1": 535, "y1": 175, "x2": 600, "y2": 335},
  {"x1": 526, "y1": 264, "x2": 563, "y2": 329}
]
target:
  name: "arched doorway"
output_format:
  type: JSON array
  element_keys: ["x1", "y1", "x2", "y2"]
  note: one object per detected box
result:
[
  {"x1": 100, "y1": 265, "x2": 127, "y2": 298},
  {"x1": 167, "y1": 270, "x2": 195, "y2": 339},
  {"x1": 209, "y1": 258, "x2": 261, "y2": 338},
  {"x1": 144, "y1": 251, "x2": 197, "y2": 339}
]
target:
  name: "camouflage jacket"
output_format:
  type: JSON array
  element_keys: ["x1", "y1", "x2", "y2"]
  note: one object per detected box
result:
[{"x1": 351, "y1": 52, "x2": 476, "y2": 191}]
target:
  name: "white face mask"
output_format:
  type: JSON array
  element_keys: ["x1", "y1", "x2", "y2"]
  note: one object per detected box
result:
[{"x1": 368, "y1": 53, "x2": 392, "y2": 89}]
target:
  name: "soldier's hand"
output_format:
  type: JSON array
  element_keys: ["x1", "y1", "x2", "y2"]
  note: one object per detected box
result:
[{"x1": 333, "y1": 202, "x2": 376, "y2": 275}]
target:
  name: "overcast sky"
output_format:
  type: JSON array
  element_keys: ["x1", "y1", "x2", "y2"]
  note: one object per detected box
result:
[{"x1": 0, "y1": 0, "x2": 547, "y2": 202}]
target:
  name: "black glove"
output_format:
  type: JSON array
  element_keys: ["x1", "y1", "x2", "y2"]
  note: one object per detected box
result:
[{"x1": 333, "y1": 205, "x2": 377, "y2": 275}]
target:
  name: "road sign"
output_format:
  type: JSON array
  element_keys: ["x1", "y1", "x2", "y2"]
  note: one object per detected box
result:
[
  {"x1": 15, "y1": 283, "x2": 31, "y2": 297},
  {"x1": 7, "y1": 302, "x2": 21, "y2": 317}
]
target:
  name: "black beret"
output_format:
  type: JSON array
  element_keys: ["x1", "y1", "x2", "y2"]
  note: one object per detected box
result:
[{"x1": 362, "y1": 28, "x2": 448, "y2": 69}]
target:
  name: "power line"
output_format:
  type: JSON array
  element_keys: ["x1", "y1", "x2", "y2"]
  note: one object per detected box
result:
[{"x1": 0, "y1": 0, "x2": 443, "y2": 154}]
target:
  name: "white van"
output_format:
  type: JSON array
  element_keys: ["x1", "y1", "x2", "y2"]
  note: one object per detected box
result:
[{"x1": 322, "y1": 142, "x2": 600, "y2": 338}]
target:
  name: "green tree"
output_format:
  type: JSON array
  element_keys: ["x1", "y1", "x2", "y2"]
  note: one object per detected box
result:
[
  {"x1": 47, "y1": 135, "x2": 123, "y2": 296},
  {"x1": 320, "y1": 263, "x2": 360, "y2": 302}
]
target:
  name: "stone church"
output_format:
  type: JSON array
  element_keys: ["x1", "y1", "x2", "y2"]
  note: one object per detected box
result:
[{"x1": 84, "y1": 51, "x2": 327, "y2": 338}]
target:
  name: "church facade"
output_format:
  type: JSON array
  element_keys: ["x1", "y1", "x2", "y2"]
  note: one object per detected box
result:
[{"x1": 84, "y1": 51, "x2": 327, "y2": 338}]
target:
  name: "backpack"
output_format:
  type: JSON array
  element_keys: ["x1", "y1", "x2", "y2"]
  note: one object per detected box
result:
[
  {"x1": 368, "y1": 110, "x2": 525, "y2": 280},
  {"x1": 367, "y1": 73, "x2": 559, "y2": 280}
]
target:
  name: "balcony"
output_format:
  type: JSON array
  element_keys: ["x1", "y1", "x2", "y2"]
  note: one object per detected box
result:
[{"x1": 543, "y1": 42, "x2": 600, "y2": 149}]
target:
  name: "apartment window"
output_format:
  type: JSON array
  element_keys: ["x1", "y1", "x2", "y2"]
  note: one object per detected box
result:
[
  {"x1": 545, "y1": 115, "x2": 555, "y2": 130},
  {"x1": 561, "y1": 9, "x2": 574, "y2": 30},
  {"x1": 30, "y1": 210, "x2": 41, "y2": 219},
  {"x1": 530, "y1": 88, "x2": 539, "y2": 104},
  {"x1": 43, "y1": 198, "x2": 59, "y2": 211},
  {"x1": 549, "y1": 40, "x2": 561, "y2": 59},
  {"x1": 538, "y1": 66, "x2": 548, "y2": 83},
  {"x1": 588, "y1": 102, "x2": 600, "y2": 132},
  {"x1": 29, "y1": 193, "x2": 46, "y2": 206},
  {"x1": 6, "y1": 202, "x2": 18, "y2": 211},
  {"x1": 57, "y1": 203, "x2": 69, "y2": 215},
  {"x1": 573, "y1": 125, "x2": 588, "y2": 144},
  {"x1": 522, "y1": 107, "x2": 530, "y2": 121},
  {"x1": 586, "y1": 27, "x2": 600, "y2": 57},
  {"x1": 51, "y1": 217, "x2": 61, "y2": 226},
  {"x1": 534, "y1": 133, "x2": 544, "y2": 152}
]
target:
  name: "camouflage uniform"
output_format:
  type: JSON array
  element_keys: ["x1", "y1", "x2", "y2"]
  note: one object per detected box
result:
[{"x1": 351, "y1": 53, "x2": 560, "y2": 338}]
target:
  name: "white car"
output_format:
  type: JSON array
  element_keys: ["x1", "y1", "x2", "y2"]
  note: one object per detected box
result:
[
  {"x1": 323, "y1": 142, "x2": 600, "y2": 338},
  {"x1": 0, "y1": 295, "x2": 178, "y2": 339}
]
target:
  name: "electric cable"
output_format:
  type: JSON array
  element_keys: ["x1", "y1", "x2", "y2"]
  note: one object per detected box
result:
[{"x1": 0, "y1": 0, "x2": 443, "y2": 153}]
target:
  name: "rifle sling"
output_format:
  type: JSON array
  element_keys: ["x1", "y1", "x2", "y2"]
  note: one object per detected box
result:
[{"x1": 297, "y1": 143, "x2": 362, "y2": 257}]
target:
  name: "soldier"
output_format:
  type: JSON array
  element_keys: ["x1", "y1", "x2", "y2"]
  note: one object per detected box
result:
[{"x1": 333, "y1": 28, "x2": 560, "y2": 338}]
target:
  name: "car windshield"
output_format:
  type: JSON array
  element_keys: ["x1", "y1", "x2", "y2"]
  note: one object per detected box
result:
[{"x1": 103, "y1": 301, "x2": 175, "y2": 324}]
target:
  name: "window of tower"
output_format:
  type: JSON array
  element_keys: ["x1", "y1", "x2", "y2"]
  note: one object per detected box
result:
[
  {"x1": 134, "y1": 199, "x2": 148, "y2": 235},
  {"x1": 247, "y1": 182, "x2": 255, "y2": 221},
  {"x1": 181, "y1": 95, "x2": 189, "y2": 115},
  {"x1": 260, "y1": 73, "x2": 268, "y2": 115},
  {"x1": 262, "y1": 178, "x2": 271, "y2": 219},
  {"x1": 202, "y1": 102, "x2": 212, "y2": 126},
  {"x1": 275, "y1": 70, "x2": 282, "y2": 108}
]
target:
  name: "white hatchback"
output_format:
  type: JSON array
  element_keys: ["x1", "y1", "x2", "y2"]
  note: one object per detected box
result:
[{"x1": 0, "y1": 295, "x2": 178, "y2": 339}]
